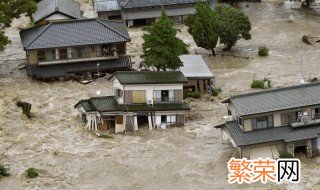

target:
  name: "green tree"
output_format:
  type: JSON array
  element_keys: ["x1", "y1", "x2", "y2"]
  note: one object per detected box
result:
[
  {"x1": 185, "y1": 2, "x2": 219, "y2": 56},
  {"x1": 303, "y1": 0, "x2": 314, "y2": 7},
  {"x1": 216, "y1": 4, "x2": 251, "y2": 51},
  {"x1": 141, "y1": 9, "x2": 188, "y2": 71},
  {"x1": 0, "y1": 0, "x2": 37, "y2": 51}
]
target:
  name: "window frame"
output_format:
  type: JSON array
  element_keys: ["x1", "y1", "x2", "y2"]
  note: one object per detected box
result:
[{"x1": 251, "y1": 115, "x2": 274, "y2": 131}]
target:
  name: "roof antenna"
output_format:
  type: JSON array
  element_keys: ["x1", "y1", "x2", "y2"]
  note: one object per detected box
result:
[
  {"x1": 96, "y1": 63, "x2": 101, "y2": 95},
  {"x1": 299, "y1": 48, "x2": 305, "y2": 84}
]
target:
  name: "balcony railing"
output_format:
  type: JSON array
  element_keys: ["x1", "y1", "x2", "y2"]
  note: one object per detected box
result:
[
  {"x1": 37, "y1": 50, "x2": 118, "y2": 66},
  {"x1": 289, "y1": 114, "x2": 320, "y2": 128}
]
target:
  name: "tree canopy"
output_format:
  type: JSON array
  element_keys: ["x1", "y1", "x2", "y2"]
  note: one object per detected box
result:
[
  {"x1": 185, "y1": 3, "x2": 251, "y2": 54},
  {"x1": 185, "y1": 2, "x2": 219, "y2": 56},
  {"x1": 216, "y1": 4, "x2": 251, "y2": 51},
  {"x1": 141, "y1": 9, "x2": 188, "y2": 71},
  {"x1": 0, "y1": 0, "x2": 37, "y2": 51}
]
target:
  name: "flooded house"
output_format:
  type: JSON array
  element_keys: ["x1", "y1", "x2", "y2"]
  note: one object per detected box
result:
[
  {"x1": 19, "y1": 18, "x2": 131, "y2": 80},
  {"x1": 94, "y1": 0, "x2": 216, "y2": 26},
  {"x1": 179, "y1": 55, "x2": 214, "y2": 94},
  {"x1": 215, "y1": 82, "x2": 320, "y2": 159},
  {"x1": 34, "y1": 0, "x2": 83, "y2": 25},
  {"x1": 75, "y1": 71, "x2": 190, "y2": 133}
]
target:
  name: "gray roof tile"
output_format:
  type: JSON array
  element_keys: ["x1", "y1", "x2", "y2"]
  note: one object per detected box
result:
[
  {"x1": 223, "y1": 121, "x2": 320, "y2": 147},
  {"x1": 75, "y1": 96, "x2": 190, "y2": 112},
  {"x1": 34, "y1": 0, "x2": 82, "y2": 23},
  {"x1": 224, "y1": 82, "x2": 320, "y2": 116},
  {"x1": 108, "y1": 71, "x2": 188, "y2": 84},
  {"x1": 26, "y1": 55, "x2": 132, "y2": 79},
  {"x1": 20, "y1": 19, "x2": 130, "y2": 50}
]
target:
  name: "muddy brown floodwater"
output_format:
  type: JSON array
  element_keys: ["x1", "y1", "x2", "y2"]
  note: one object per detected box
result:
[{"x1": 1, "y1": 1, "x2": 320, "y2": 189}]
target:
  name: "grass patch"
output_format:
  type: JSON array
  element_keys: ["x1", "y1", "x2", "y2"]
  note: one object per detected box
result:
[
  {"x1": 258, "y1": 45, "x2": 269, "y2": 57},
  {"x1": 279, "y1": 153, "x2": 294, "y2": 158},
  {"x1": 100, "y1": 134, "x2": 114, "y2": 139},
  {"x1": 185, "y1": 91, "x2": 201, "y2": 99},
  {"x1": 251, "y1": 76, "x2": 272, "y2": 89},
  {"x1": 0, "y1": 164, "x2": 10, "y2": 179},
  {"x1": 26, "y1": 168, "x2": 39, "y2": 179},
  {"x1": 211, "y1": 87, "x2": 222, "y2": 97}
]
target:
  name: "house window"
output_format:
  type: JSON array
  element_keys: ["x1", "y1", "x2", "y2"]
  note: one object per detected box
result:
[
  {"x1": 59, "y1": 48, "x2": 68, "y2": 59},
  {"x1": 153, "y1": 90, "x2": 174, "y2": 102},
  {"x1": 71, "y1": 48, "x2": 83, "y2": 59},
  {"x1": 281, "y1": 112, "x2": 298, "y2": 125},
  {"x1": 228, "y1": 110, "x2": 232, "y2": 116},
  {"x1": 115, "y1": 89, "x2": 123, "y2": 98},
  {"x1": 37, "y1": 50, "x2": 46, "y2": 62},
  {"x1": 132, "y1": 90, "x2": 146, "y2": 103},
  {"x1": 238, "y1": 117, "x2": 243, "y2": 126},
  {"x1": 252, "y1": 115, "x2": 273, "y2": 130},
  {"x1": 45, "y1": 50, "x2": 56, "y2": 61},
  {"x1": 166, "y1": 115, "x2": 177, "y2": 125}
]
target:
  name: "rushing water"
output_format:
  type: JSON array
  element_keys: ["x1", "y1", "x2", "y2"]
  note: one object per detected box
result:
[{"x1": 1, "y1": 1, "x2": 320, "y2": 189}]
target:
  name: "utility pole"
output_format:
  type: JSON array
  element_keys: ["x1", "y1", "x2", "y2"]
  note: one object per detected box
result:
[{"x1": 299, "y1": 49, "x2": 305, "y2": 84}]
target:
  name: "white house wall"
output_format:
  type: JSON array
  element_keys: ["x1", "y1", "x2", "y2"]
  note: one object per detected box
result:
[
  {"x1": 113, "y1": 78, "x2": 124, "y2": 104},
  {"x1": 45, "y1": 13, "x2": 72, "y2": 21},
  {"x1": 123, "y1": 84, "x2": 183, "y2": 103}
]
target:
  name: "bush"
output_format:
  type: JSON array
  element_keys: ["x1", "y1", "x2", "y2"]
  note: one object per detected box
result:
[
  {"x1": 258, "y1": 46, "x2": 269, "y2": 57},
  {"x1": 0, "y1": 164, "x2": 10, "y2": 179},
  {"x1": 211, "y1": 87, "x2": 222, "y2": 97},
  {"x1": 280, "y1": 153, "x2": 294, "y2": 158},
  {"x1": 186, "y1": 91, "x2": 201, "y2": 99},
  {"x1": 100, "y1": 134, "x2": 114, "y2": 139},
  {"x1": 251, "y1": 77, "x2": 272, "y2": 89},
  {"x1": 26, "y1": 168, "x2": 38, "y2": 178}
]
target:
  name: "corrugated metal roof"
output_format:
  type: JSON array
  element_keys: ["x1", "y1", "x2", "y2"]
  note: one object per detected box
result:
[
  {"x1": 34, "y1": 0, "x2": 82, "y2": 23},
  {"x1": 223, "y1": 121, "x2": 320, "y2": 147},
  {"x1": 179, "y1": 55, "x2": 214, "y2": 79},
  {"x1": 109, "y1": 71, "x2": 188, "y2": 84},
  {"x1": 26, "y1": 55, "x2": 132, "y2": 79},
  {"x1": 224, "y1": 82, "x2": 320, "y2": 116},
  {"x1": 20, "y1": 19, "x2": 130, "y2": 50}
]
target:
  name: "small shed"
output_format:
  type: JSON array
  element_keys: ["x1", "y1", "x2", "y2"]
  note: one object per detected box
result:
[{"x1": 179, "y1": 55, "x2": 214, "y2": 94}]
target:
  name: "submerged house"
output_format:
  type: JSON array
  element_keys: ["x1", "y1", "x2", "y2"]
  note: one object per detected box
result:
[
  {"x1": 94, "y1": 0, "x2": 216, "y2": 26},
  {"x1": 75, "y1": 71, "x2": 190, "y2": 133},
  {"x1": 179, "y1": 55, "x2": 214, "y2": 94},
  {"x1": 216, "y1": 82, "x2": 320, "y2": 159},
  {"x1": 34, "y1": 0, "x2": 83, "y2": 25},
  {"x1": 20, "y1": 18, "x2": 131, "y2": 79}
]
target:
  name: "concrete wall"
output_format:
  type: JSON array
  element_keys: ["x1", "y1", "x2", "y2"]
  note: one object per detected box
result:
[
  {"x1": 27, "y1": 50, "x2": 38, "y2": 64},
  {"x1": 241, "y1": 141, "x2": 287, "y2": 158}
]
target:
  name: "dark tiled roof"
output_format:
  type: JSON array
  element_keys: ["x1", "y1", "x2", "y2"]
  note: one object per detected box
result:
[
  {"x1": 26, "y1": 56, "x2": 132, "y2": 79},
  {"x1": 75, "y1": 96, "x2": 121, "y2": 112},
  {"x1": 108, "y1": 71, "x2": 188, "y2": 84},
  {"x1": 20, "y1": 19, "x2": 130, "y2": 50},
  {"x1": 222, "y1": 121, "x2": 320, "y2": 147},
  {"x1": 75, "y1": 97, "x2": 190, "y2": 112},
  {"x1": 223, "y1": 82, "x2": 320, "y2": 116},
  {"x1": 121, "y1": 102, "x2": 190, "y2": 112},
  {"x1": 34, "y1": 0, "x2": 82, "y2": 23},
  {"x1": 94, "y1": 0, "x2": 122, "y2": 12}
]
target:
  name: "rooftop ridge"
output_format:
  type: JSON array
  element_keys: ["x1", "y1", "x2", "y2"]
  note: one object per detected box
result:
[{"x1": 230, "y1": 82, "x2": 320, "y2": 100}]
